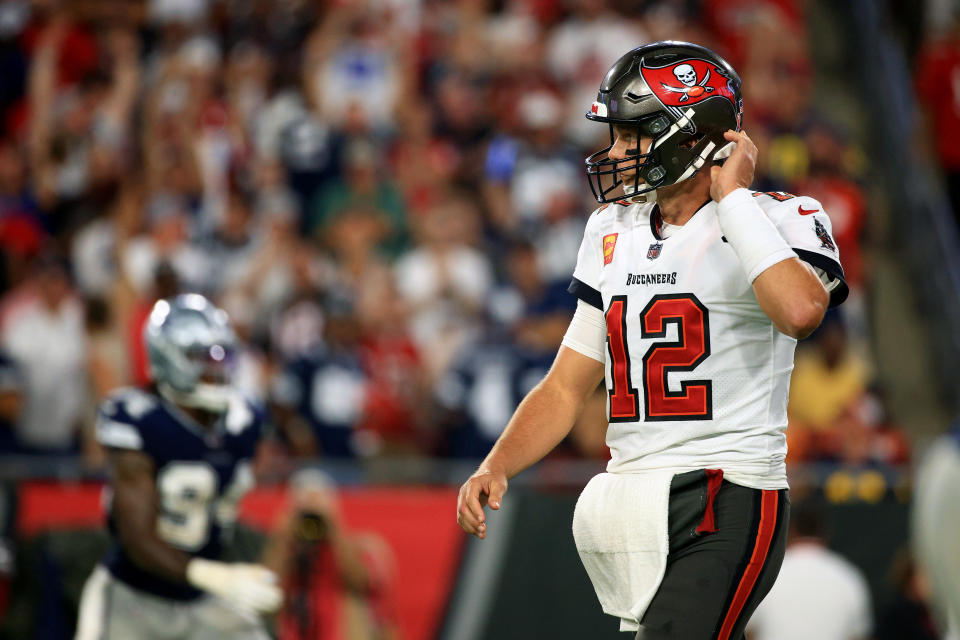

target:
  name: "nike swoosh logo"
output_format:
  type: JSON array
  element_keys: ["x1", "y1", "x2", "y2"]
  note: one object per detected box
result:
[{"x1": 798, "y1": 205, "x2": 819, "y2": 215}]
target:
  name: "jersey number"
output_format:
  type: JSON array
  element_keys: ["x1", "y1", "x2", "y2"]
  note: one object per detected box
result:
[
  {"x1": 156, "y1": 461, "x2": 253, "y2": 551},
  {"x1": 605, "y1": 294, "x2": 712, "y2": 422}
]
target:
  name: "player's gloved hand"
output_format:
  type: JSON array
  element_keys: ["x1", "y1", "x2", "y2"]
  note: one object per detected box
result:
[
  {"x1": 186, "y1": 558, "x2": 283, "y2": 614},
  {"x1": 457, "y1": 466, "x2": 508, "y2": 540}
]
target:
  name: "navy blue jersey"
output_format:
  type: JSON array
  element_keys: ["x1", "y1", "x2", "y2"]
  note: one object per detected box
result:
[
  {"x1": 436, "y1": 339, "x2": 554, "y2": 458},
  {"x1": 272, "y1": 345, "x2": 367, "y2": 458},
  {"x1": 95, "y1": 387, "x2": 264, "y2": 600}
]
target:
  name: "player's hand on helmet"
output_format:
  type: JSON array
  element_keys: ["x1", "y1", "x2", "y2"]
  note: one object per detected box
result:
[
  {"x1": 457, "y1": 466, "x2": 508, "y2": 540},
  {"x1": 710, "y1": 129, "x2": 758, "y2": 202},
  {"x1": 186, "y1": 559, "x2": 283, "y2": 615}
]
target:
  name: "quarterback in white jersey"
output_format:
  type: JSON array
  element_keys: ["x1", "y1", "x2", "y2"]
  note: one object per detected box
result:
[
  {"x1": 566, "y1": 188, "x2": 846, "y2": 490},
  {"x1": 457, "y1": 41, "x2": 847, "y2": 640}
]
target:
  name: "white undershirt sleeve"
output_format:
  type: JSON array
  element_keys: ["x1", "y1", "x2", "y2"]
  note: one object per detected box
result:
[{"x1": 561, "y1": 300, "x2": 607, "y2": 363}]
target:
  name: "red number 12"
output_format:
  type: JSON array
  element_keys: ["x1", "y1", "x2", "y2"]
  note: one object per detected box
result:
[{"x1": 605, "y1": 293, "x2": 712, "y2": 422}]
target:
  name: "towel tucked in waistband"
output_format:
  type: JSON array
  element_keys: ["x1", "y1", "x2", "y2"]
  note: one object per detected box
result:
[{"x1": 572, "y1": 471, "x2": 673, "y2": 632}]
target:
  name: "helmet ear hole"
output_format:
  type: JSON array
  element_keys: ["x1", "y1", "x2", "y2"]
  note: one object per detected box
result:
[{"x1": 678, "y1": 135, "x2": 704, "y2": 151}]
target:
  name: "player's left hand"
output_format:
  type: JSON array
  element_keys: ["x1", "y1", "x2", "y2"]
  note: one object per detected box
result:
[{"x1": 710, "y1": 129, "x2": 758, "y2": 202}]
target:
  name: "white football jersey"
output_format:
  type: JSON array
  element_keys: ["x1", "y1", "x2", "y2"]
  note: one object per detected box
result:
[{"x1": 567, "y1": 191, "x2": 847, "y2": 489}]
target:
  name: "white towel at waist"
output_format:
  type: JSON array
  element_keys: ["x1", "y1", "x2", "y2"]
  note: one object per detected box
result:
[{"x1": 572, "y1": 470, "x2": 673, "y2": 632}]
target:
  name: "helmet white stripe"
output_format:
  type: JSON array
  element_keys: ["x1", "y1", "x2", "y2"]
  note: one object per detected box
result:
[{"x1": 675, "y1": 140, "x2": 717, "y2": 182}]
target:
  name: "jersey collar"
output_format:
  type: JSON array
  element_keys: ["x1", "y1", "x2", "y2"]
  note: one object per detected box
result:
[{"x1": 649, "y1": 198, "x2": 714, "y2": 241}]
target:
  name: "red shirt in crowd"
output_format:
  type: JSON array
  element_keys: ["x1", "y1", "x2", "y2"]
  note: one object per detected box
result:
[{"x1": 916, "y1": 38, "x2": 960, "y2": 171}]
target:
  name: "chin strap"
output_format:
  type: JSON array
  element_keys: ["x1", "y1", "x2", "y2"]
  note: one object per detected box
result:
[
  {"x1": 622, "y1": 180, "x2": 658, "y2": 204},
  {"x1": 626, "y1": 190, "x2": 657, "y2": 204}
]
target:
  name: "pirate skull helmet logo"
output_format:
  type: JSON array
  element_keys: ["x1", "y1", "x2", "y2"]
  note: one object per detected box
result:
[
  {"x1": 673, "y1": 64, "x2": 697, "y2": 86},
  {"x1": 662, "y1": 61, "x2": 716, "y2": 102}
]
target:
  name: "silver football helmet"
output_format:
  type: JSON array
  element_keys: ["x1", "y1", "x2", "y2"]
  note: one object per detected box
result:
[{"x1": 144, "y1": 294, "x2": 237, "y2": 412}]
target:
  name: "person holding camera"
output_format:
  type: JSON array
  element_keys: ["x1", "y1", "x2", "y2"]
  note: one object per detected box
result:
[{"x1": 264, "y1": 469, "x2": 398, "y2": 640}]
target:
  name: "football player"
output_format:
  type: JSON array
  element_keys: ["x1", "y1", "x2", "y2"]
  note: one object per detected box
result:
[
  {"x1": 457, "y1": 41, "x2": 847, "y2": 639},
  {"x1": 75, "y1": 294, "x2": 281, "y2": 640}
]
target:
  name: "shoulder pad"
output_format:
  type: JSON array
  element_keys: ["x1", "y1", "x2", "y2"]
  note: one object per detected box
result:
[
  {"x1": 97, "y1": 387, "x2": 161, "y2": 450},
  {"x1": 100, "y1": 387, "x2": 161, "y2": 423}
]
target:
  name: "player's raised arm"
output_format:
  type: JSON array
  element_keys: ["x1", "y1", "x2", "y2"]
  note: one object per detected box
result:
[
  {"x1": 710, "y1": 130, "x2": 829, "y2": 339},
  {"x1": 457, "y1": 345, "x2": 605, "y2": 539}
]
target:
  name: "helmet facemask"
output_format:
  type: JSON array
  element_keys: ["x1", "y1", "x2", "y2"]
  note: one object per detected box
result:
[
  {"x1": 586, "y1": 113, "x2": 674, "y2": 203},
  {"x1": 586, "y1": 108, "x2": 726, "y2": 204}
]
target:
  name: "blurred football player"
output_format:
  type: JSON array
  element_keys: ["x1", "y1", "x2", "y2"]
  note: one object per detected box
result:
[
  {"x1": 75, "y1": 294, "x2": 281, "y2": 640},
  {"x1": 457, "y1": 41, "x2": 848, "y2": 639},
  {"x1": 913, "y1": 422, "x2": 960, "y2": 639}
]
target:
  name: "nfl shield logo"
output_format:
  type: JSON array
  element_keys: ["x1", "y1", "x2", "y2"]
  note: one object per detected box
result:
[{"x1": 647, "y1": 242, "x2": 663, "y2": 260}]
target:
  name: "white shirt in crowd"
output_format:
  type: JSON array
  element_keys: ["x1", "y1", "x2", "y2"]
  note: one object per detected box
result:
[
  {"x1": 395, "y1": 247, "x2": 492, "y2": 347},
  {"x1": 2, "y1": 296, "x2": 87, "y2": 449},
  {"x1": 748, "y1": 541, "x2": 873, "y2": 640}
]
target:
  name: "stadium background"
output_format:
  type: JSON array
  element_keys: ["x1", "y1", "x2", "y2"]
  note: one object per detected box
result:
[{"x1": 0, "y1": 0, "x2": 957, "y2": 638}]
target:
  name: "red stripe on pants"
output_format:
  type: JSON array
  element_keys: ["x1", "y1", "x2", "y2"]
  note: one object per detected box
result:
[{"x1": 716, "y1": 490, "x2": 779, "y2": 640}]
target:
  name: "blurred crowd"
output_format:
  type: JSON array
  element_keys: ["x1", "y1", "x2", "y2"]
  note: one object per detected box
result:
[
  {"x1": 913, "y1": 8, "x2": 960, "y2": 226},
  {"x1": 0, "y1": 0, "x2": 908, "y2": 469}
]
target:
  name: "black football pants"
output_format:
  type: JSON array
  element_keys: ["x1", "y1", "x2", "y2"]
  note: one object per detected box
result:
[{"x1": 635, "y1": 470, "x2": 790, "y2": 640}]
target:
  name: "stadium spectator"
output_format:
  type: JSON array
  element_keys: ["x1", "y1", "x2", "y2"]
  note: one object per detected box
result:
[
  {"x1": 230, "y1": 188, "x2": 320, "y2": 348},
  {"x1": 747, "y1": 504, "x2": 873, "y2": 640},
  {"x1": 82, "y1": 295, "x2": 128, "y2": 468},
  {"x1": 395, "y1": 196, "x2": 492, "y2": 381},
  {"x1": 875, "y1": 550, "x2": 941, "y2": 640},
  {"x1": 205, "y1": 189, "x2": 261, "y2": 297},
  {"x1": 482, "y1": 90, "x2": 585, "y2": 283},
  {"x1": 120, "y1": 192, "x2": 209, "y2": 296},
  {"x1": 308, "y1": 138, "x2": 407, "y2": 258},
  {"x1": 271, "y1": 293, "x2": 369, "y2": 458},
  {"x1": 915, "y1": 15, "x2": 960, "y2": 222},
  {"x1": 26, "y1": 20, "x2": 139, "y2": 234},
  {"x1": 302, "y1": 5, "x2": 411, "y2": 137},
  {"x1": 436, "y1": 241, "x2": 568, "y2": 458},
  {"x1": 0, "y1": 138, "x2": 44, "y2": 283},
  {"x1": 486, "y1": 239, "x2": 573, "y2": 350},
  {"x1": 787, "y1": 310, "x2": 871, "y2": 462},
  {"x1": 827, "y1": 388, "x2": 911, "y2": 467},
  {"x1": 265, "y1": 469, "x2": 398, "y2": 640},
  {"x1": 0, "y1": 348, "x2": 23, "y2": 454},
  {"x1": 356, "y1": 277, "x2": 427, "y2": 456},
  {"x1": 124, "y1": 259, "x2": 181, "y2": 387},
  {"x1": 0, "y1": 253, "x2": 86, "y2": 453}
]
